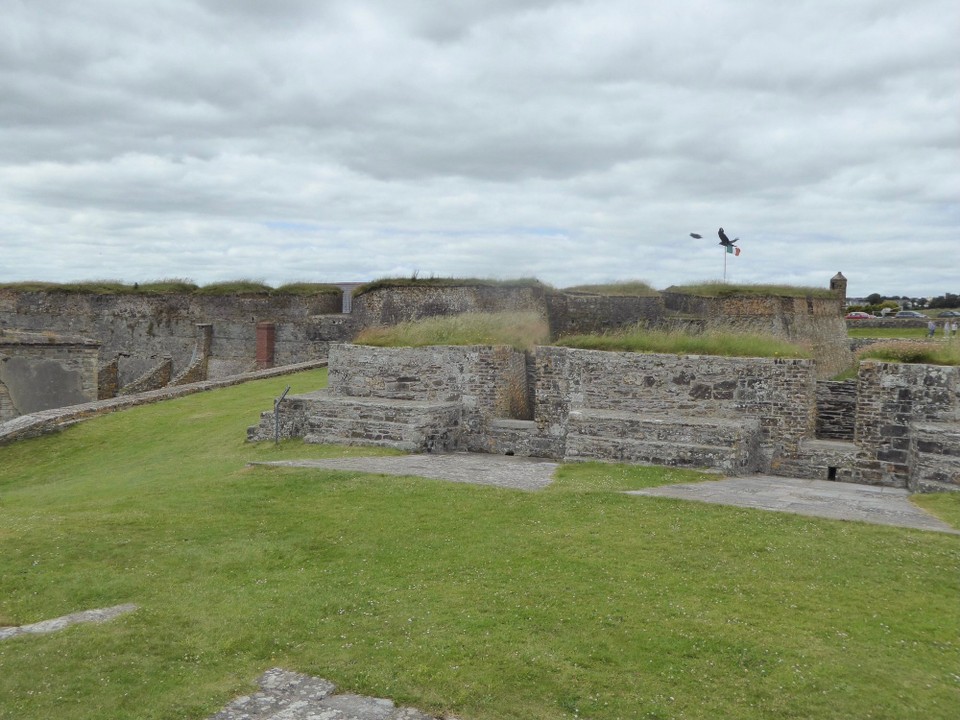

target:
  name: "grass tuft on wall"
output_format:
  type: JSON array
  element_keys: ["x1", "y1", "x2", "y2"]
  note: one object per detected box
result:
[
  {"x1": 667, "y1": 282, "x2": 837, "y2": 299},
  {"x1": 562, "y1": 281, "x2": 659, "y2": 297}
]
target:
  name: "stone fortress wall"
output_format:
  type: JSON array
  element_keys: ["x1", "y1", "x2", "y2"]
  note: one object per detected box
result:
[
  {"x1": 0, "y1": 276, "x2": 851, "y2": 419},
  {"x1": 0, "y1": 290, "x2": 346, "y2": 388}
]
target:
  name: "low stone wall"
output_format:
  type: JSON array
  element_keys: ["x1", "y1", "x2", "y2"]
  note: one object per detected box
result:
[
  {"x1": 328, "y1": 343, "x2": 529, "y2": 449},
  {"x1": 535, "y1": 347, "x2": 817, "y2": 468},
  {"x1": 257, "y1": 344, "x2": 960, "y2": 490},
  {"x1": 0, "y1": 330, "x2": 100, "y2": 422},
  {"x1": 853, "y1": 361, "x2": 959, "y2": 488}
]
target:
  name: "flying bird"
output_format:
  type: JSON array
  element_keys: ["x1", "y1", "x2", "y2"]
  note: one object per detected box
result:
[
  {"x1": 718, "y1": 227, "x2": 739, "y2": 246},
  {"x1": 689, "y1": 233, "x2": 702, "y2": 239}
]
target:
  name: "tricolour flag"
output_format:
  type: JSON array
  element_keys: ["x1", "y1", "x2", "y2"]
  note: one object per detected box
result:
[{"x1": 725, "y1": 245, "x2": 741, "y2": 256}]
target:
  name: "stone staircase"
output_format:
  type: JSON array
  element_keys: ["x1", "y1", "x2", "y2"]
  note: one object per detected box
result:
[
  {"x1": 913, "y1": 422, "x2": 960, "y2": 492},
  {"x1": 295, "y1": 391, "x2": 462, "y2": 453},
  {"x1": 564, "y1": 409, "x2": 760, "y2": 475}
]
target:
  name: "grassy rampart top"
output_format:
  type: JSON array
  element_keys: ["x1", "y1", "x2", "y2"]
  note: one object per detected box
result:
[
  {"x1": 665, "y1": 282, "x2": 837, "y2": 299},
  {"x1": 0, "y1": 280, "x2": 341, "y2": 296},
  {"x1": 351, "y1": 276, "x2": 549, "y2": 297}
]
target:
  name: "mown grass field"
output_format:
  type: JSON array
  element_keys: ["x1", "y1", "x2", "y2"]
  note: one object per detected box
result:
[{"x1": 1, "y1": 370, "x2": 958, "y2": 720}]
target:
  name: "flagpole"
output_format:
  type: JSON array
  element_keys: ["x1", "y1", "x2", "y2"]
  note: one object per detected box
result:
[{"x1": 723, "y1": 247, "x2": 727, "y2": 282}]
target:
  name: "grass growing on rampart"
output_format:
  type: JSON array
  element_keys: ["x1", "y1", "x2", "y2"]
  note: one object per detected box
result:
[
  {"x1": 352, "y1": 276, "x2": 549, "y2": 297},
  {"x1": 667, "y1": 282, "x2": 837, "y2": 299},
  {"x1": 0, "y1": 280, "x2": 340, "y2": 296},
  {"x1": 857, "y1": 340, "x2": 960, "y2": 365},
  {"x1": 354, "y1": 311, "x2": 551, "y2": 351},
  {"x1": 562, "y1": 281, "x2": 659, "y2": 296},
  {"x1": 0, "y1": 370, "x2": 958, "y2": 720},
  {"x1": 557, "y1": 326, "x2": 811, "y2": 358}
]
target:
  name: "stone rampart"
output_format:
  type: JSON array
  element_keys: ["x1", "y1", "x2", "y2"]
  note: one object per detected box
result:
[
  {"x1": 545, "y1": 293, "x2": 663, "y2": 337},
  {"x1": 350, "y1": 284, "x2": 548, "y2": 328},
  {"x1": 662, "y1": 292, "x2": 851, "y2": 379},
  {"x1": 0, "y1": 290, "x2": 342, "y2": 385}
]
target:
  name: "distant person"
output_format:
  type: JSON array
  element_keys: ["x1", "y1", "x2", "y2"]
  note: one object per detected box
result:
[
  {"x1": 952, "y1": 320, "x2": 958, "y2": 337},
  {"x1": 927, "y1": 320, "x2": 936, "y2": 337}
]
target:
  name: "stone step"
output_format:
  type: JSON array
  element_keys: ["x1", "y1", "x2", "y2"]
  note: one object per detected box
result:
[
  {"x1": 565, "y1": 434, "x2": 750, "y2": 473},
  {"x1": 567, "y1": 409, "x2": 757, "y2": 446},
  {"x1": 301, "y1": 394, "x2": 461, "y2": 453},
  {"x1": 564, "y1": 409, "x2": 759, "y2": 474}
]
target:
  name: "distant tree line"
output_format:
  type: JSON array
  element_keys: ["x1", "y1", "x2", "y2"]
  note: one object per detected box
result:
[{"x1": 849, "y1": 293, "x2": 959, "y2": 314}]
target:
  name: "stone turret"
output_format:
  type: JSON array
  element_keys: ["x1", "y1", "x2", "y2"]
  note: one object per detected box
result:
[{"x1": 830, "y1": 272, "x2": 848, "y2": 304}]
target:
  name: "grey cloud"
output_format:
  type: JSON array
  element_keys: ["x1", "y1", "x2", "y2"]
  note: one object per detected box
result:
[{"x1": 0, "y1": 0, "x2": 957, "y2": 297}]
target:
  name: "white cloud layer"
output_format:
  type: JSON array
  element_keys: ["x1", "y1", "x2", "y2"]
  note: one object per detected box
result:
[{"x1": 1, "y1": 0, "x2": 957, "y2": 297}]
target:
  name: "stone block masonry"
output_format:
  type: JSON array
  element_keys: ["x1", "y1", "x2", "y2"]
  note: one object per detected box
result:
[
  {"x1": 0, "y1": 290, "x2": 342, "y2": 386},
  {"x1": 257, "y1": 344, "x2": 820, "y2": 477},
  {"x1": 256, "y1": 343, "x2": 959, "y2": 491}
]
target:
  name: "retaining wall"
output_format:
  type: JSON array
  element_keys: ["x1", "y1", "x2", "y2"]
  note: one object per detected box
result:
[
  {"x1": 0, "y1": 290, "x2": 343, "y2": 384},
  {"x1": 534, "y1": 347, "x2": 817, "y2": 467},
  {"x1": 0, "y1": 330, "x2": 100, "y2": 422}
]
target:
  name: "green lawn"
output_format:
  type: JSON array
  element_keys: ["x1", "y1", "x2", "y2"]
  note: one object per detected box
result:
[
  {"x1": 1, "y1": 369, "x2": 958, "y2": 720},
  {"x1": 847, "y1": 327, "x2": 931, "y2": 339}
]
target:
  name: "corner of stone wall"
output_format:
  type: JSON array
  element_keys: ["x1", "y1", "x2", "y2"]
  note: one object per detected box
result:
[{"x1": 98, "y1": 356, "x2": 120, "y2": 400}]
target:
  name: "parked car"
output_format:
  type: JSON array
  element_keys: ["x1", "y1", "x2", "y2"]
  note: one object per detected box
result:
[
  {"x1": 936, "y1": 310, "x2": 960, "y2": 317},
  {"x1": 844, "y1": 311, "x2": 876, "y2": 320},
  {"x1": 894, "y1": 310, "x2": 926, "y2": 318}
]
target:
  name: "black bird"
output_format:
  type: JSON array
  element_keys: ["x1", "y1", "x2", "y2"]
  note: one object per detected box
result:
[
  {"x1": 718, "y1": 227, "x2": 738, "y2": 247},
  {"x1": 689, "y1": 233, "x2": 702, "y2": 239}
]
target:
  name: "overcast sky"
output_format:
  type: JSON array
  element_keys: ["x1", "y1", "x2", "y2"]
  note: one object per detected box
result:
[{"x1": 2, "y1": 0, "x2": 957, "y2": 298}]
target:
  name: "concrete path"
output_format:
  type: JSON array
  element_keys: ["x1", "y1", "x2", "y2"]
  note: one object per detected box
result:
[
  {"x1": 252, "y1": 452, "x2": 559, "y2": 492},
  {"x1": 627, "y1": 474, "x2": 960, "y2": 534},
  {"x1": 255, "y1": 453, "x2": 958, "y2": 534}
]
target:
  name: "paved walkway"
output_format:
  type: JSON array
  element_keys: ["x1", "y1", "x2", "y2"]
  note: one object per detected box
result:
[
  {"x1": 252, "y1": 452, "x2": 559, "y2": 492},
  {"x1": 627, "y1": 475, "x2": 959, "y2": 534},
  {"x1": 255, "y1": 453, "x2": 958, "y2": 534}
]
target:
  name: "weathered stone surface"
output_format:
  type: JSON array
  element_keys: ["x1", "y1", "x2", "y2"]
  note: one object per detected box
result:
[
  {"x1": 0, "y1": 330, "x2": 100, "y2": 422},
  {"x1": 816, "y1": 380, "x2": 856, "y2": 440},
  {"x1": 208, "y1": 669, "x2": 450, "y2": 720},
  {"x1": 0, "y1": 604, "x2": 137, "y2": 641},
  {"x1": 254, "y1": 345, "x2": 960, "y2": 492}
]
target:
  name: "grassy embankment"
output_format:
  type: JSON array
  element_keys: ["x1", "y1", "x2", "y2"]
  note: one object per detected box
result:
[{"x1": 1, "y1": 369, "x2": 958, "y2": 720}]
